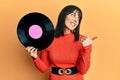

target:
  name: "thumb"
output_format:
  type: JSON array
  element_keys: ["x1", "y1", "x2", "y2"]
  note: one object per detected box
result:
[{"x1": 91, "y1": 36, "x2": 98, "y2": 41}]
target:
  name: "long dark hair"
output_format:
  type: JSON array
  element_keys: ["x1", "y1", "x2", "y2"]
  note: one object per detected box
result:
[{"x1": 54, "y1": 5, "x2": 82, "y2": 41}]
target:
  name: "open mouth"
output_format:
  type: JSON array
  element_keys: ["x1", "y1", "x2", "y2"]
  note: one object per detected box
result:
[{"x1": 70, "y1": 21, "x2": 77, "y2": 27}]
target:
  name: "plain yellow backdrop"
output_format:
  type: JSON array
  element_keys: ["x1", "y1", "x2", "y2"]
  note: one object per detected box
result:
[{"x1": 0, "y1": 0, "x2": 120, "y2": 80}]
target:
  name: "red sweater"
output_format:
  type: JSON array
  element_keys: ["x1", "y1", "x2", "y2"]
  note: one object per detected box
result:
[{"x1": 34, "y1": 32, "x2": 92, "y2": 80}]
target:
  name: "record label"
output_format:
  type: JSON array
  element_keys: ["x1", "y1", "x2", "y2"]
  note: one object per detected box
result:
[{"x1": 28, "y1": 24, "x2": 43, "y2": 39}]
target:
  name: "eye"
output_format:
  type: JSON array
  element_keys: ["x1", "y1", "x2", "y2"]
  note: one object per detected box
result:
[
  {"x1": 70, "y1": 13, "x2": 75, "y2": 16},
  {"x1": 70, "y1": 13, "x2": 79, "y2": 18}
]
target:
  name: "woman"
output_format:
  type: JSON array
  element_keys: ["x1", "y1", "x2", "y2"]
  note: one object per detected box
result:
[{"x1": 26, "y1": 5, "x2": 96, "y2": 80}]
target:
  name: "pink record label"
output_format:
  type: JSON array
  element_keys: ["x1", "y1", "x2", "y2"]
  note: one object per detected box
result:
[{"x1": 28, "y1": 24, "x2": 43, "y2": 39}]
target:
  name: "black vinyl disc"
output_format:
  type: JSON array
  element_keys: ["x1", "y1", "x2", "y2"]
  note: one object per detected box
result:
[{"x1": 17, "y1": 12, "x2": 54, "y2": 50}]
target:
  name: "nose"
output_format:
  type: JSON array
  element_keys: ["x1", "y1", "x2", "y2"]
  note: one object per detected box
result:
[
  {"x1": 73, "y1": 18, "x2": 77, "y2": 23},
  {"x1": 75, "y1": 15, "x2": 79, "y2": 21},
  {"x1": 73, "y1": 16, "x2": 78, "y2": 23},
  {"x1": 72, "y1": 14, "x2": 79, "y2": 22}
]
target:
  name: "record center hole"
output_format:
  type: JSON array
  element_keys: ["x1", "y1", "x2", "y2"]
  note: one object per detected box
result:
[{"x1": 28, "y1": 24, "x2": 43, "y2": 39}]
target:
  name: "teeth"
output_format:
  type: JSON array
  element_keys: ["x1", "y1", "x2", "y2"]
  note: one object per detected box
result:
[{"x1": 71, "y1": 22, "x2": 76, "y2": 27}]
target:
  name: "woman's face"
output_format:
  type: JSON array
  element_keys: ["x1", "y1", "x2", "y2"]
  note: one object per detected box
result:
[{"x1": 64, "y1": 10, "x2": 79, "y2": 33}]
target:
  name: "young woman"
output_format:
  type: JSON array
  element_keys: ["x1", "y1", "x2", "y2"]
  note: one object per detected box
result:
[{"x1": 26, "y1": 5, "x2": 96, "y2": 80}]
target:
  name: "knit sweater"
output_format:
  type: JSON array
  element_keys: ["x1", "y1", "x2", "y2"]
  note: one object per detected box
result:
[{"x1": 34, "y1": 32, "x2": 92, "y2": 80}]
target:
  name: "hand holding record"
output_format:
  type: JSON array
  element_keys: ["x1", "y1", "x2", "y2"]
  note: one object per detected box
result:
[
  {"x1": 26, "y1": 46, "x2": 38, "y2": 59},
  {"x1": 17, "y1": 12, "x2": 54, "y2": 50}
]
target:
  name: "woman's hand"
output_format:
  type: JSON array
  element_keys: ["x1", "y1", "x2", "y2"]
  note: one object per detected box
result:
[
  {"x1": 81, "y1": 36, "x2": 97, "y2": 47},
  {"x1": 26, "y1": 46, "x2": 38, "y2": 59}
]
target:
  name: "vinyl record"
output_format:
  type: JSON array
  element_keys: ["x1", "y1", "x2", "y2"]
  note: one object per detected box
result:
[{"x1": 17, "y1": 12, "x2": 54, "y2": 50}]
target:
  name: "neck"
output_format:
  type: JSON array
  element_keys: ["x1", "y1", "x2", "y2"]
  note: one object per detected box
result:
[{"x1": 64, "y1": 28, "x2": 71, "y2": 34}]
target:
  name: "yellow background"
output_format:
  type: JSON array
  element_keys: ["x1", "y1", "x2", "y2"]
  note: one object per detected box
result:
[{"x1": 0, "y1": 0, "x2": 120, "y2": 80}]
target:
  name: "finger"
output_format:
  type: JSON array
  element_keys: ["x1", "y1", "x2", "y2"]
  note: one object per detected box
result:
[
  {"x1": 34, "y1": 48, "x2": 38, "y2": 53},
  {"x1": 25, "y1": 46, "x2": 32, "y2": 50},
  {"x1": 91, "y1": 36, "x2": 98, "y2": 41},
  {"x1": 81, "y1": 36, "x2": 87, "y2": 42},
  {"x1": 27, "y1": 46, "x2": 34, "y2": 53},
  {"x1": 30, "y1": 48, "x2": 38, "y2": 57},
  {"x1": 82, "y1": 36, "x2": 87, "y2": 40},
  {"x1": 30, "y1": 47, "x2": 37, "y2": 53},
  {"x1": 25, "y1": 46, "x2": 29, "y2": 50}
]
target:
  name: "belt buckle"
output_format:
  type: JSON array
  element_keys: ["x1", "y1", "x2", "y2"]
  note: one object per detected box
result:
[
  {"x1": 58, "y1": 68, "x2": 64, "y2": 76},
  {"x1": 65, "y1": 68, "x2": 72, "y2": 75}
]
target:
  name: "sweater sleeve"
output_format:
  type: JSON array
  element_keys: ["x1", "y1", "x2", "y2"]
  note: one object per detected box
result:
[
  {"x1": 33, "y1": 49, "x2": 49, "y2": 73},
  {"x1": 77, "y1": 44, "x2": 92, "y2": 75}
]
